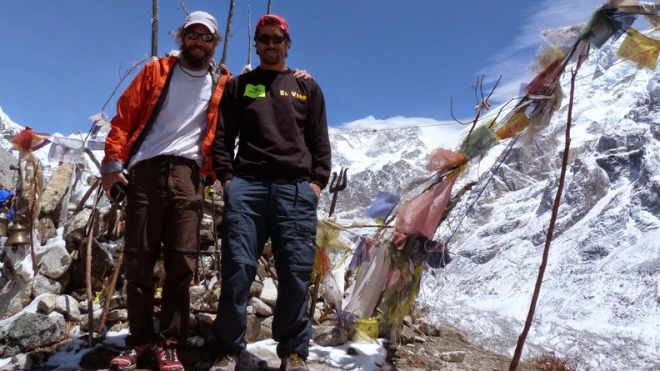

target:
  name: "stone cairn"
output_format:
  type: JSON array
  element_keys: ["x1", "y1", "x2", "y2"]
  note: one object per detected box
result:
[{"x1": 0, "y1": 161, "x2": 440, "y2": 370}]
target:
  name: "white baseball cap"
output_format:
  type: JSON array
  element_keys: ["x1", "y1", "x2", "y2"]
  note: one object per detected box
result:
[{"x1": 183, "y1": 11, "x2": 218, "y2": 34}]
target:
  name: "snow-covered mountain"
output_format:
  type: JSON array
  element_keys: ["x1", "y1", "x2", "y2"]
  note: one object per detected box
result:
[
  {"x1": 2, "y1": 29, "x2": 660, "y2": 370},
  {"x1": 320, "y1": 37, "x2": 660, "y2": 371},
  {"x1": 0, "y1": 107, "x2": 61, "y2": 183}
]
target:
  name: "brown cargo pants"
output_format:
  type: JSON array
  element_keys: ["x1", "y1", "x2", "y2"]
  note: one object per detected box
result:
[{"x1": 121, "y1": 155, "x2": 203, "y2": 347}]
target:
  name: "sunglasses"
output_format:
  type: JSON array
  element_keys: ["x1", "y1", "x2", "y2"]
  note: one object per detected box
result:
[
  {"x1": 256, "y1": 34, "x2": 287, "y2": 44},
  {"x1": 185, "y1": 30, "x2": 214, "y2": 43}
]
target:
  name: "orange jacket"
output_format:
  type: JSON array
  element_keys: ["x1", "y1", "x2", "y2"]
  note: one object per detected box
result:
[{"x1": 101, "y1": 55, "x2": 230, "y2": 180}]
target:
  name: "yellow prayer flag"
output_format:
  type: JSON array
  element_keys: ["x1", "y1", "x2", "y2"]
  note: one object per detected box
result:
[
  {"x1": 617, "y1": 28, "x2": 660, "y2": 70},
  {"x1": 316, "y1": 219, "x2": 349, "y2": 251},
  {"x1": 495, "y1": 111, "x2": 530, "y2": 140}
]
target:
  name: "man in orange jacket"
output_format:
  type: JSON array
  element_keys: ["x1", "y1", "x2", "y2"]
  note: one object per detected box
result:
[{"x1": 101, "y1": 11, "x2": 228, "y2": 371}]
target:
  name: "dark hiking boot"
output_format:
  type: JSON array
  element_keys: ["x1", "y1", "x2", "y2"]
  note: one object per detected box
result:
[{"x1": 109, "y1": 343, "x2": 152, "y2": 371}]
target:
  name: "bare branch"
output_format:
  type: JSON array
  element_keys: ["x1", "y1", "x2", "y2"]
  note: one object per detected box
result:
[
  {"x1": 178, "y1": 0, "x2": 189, "y2": 15},
  {"x1": 449, "y1": 97, "x2": 469, "y2": 126},
  {"x1": 86, "y1": 57, "x2": 149, "y2": 140},
  {"x1": 472, "y1": 76, "x2": 480, "y2": 107},
  {"x1": 485, "y1": 75, "x2": 502, "y2": 102}
]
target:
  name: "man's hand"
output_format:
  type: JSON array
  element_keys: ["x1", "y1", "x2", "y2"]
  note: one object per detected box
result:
[
  {"x1": 293, "y1": 68, "x2": 314, "y2": 80},
  {"x1": 310, "y1": 183, "x2": 321, "y2": 199},
  {"x1": 101, "y1": 171, "x2": 128, "y2": 202}
]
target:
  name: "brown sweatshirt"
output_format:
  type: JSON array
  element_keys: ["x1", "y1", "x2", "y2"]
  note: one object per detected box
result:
[{"x1": 213, "y1": 67, "x2": 332, "y2": 189}]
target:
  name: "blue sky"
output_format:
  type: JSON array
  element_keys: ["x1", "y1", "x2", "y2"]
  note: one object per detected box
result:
[{"x1": 1, "y1": 0, "x2": 604, "y2": 135}]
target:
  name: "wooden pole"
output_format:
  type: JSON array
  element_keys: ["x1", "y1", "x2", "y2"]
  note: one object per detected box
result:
[
  {"x1": 247, "y1": 5, "x2": 252, "y2": 68},
  {"x1": 509, "y1": 57, "x2": 582, "y2": 370},
  {"x1": 98, "y1": 242, "x2": 125, "y2": 334},
  {"x1": 211, "y1": 190, "x2": 221, "y2": 272},
  {"x1": 220, "y1": 0, "x2": 235, "y2": 65},
  {"x1": 86, "y1": 185, "x2": 102, "y2": 347},
  {"x1": 28, "y1": 168, "x2": 38, "y2": 273},
  {"x1": 74, "y1": 178, "x2": 100, "y2": 214},
  {"x1": 151, "y1": 0, "x2": 159, "y2": 57}
]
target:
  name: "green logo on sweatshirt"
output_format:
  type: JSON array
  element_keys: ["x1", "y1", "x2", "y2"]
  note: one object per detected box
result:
[{"x1": 244, "y1": 84, "x2": 266, "y2": 98}]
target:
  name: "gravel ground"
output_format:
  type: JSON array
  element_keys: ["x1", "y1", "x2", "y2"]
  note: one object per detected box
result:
[{"x1": 24, "y1": 325, "x2": 545, "y2": 370}]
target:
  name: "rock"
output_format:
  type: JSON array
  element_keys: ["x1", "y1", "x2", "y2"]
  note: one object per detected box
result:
[
  {"x1": 66, "y1": 232, "x2": 113, "y2": 292},
  {"x1": 0, "y1": 146, "x2": 16, "y2": 190},
  {"x1": 79, "y1": 310, "x2": 103, "y2": 332},
  {"x1": 63, "y1": 209, "x2": 92, "y2": 238},
  {"x1": 107, "y1": 308, "x2": 128, "y2": 323},
  {"x1": 441, "y1": 351, "x2": 467, "y2": 363},
  {"x1": 249, "y1": 280, "x2": 263, "y2": 298},
  {"x1": 189, "y1": 284, "x2": 206, "y2": 311},
  {"x1": 415, "y1": 316, "x2": 440, "y2": 336},
  {"x1": 29, "y1": 273, "x2": 62, "y2": 297},
  {"x1": 1, "y1": 353, "x2": 32, "y2": 370},
  {"x1": 36, "y1": 217, "x2": 58, "y2": 245},
  {"x1": 312, "y1": 325, "x2": 347, "y2": 347},
  {"x1": 259, "y1": 278, "x2": 277, "y2": 306},
  {"x1": 0, "y1": 312, "x2": 66, "y2": 357},
  {"x1": 249, "y1": 297, "x2": 273, "y2": 317},
  {"x1": 200, "y1": 229, "x2": 215, "y2": 251},
  {"x1": 41, "y1": 163, "x2": 74, "y2": 215},
  {"x1": 398, "y1": 324, "x2": 416, "y2": 344},
  {"x1": 108, "y1": 295, "x2": 127, "y2": 311},
  {"x1": 259, "y1": 316, "x2": 273, "y2": 340},
  {"x1": 0, "y1": 278, "x2": 30, "y2": 319},
  {"x1": 37, "y1": 241, "x2": 72, "y2": 279},
  {"x1": 244, "y1": 314, "x2": 262, "y2": 343},
  {"x1": 195, "y1": 312, "x2": 216, "y2": 344},
  {"x1": 36, "y1": 293, "x2": 80, "y2": 322}
]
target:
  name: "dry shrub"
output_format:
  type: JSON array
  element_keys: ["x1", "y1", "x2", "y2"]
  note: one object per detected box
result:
[{"x1": 528, "y1": 354, "x2": 585, "y2": 371}]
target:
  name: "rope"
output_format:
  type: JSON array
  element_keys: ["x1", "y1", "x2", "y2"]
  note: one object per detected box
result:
[{"x1": 442, "y1": 136, "x2": 519, "y2": 249}]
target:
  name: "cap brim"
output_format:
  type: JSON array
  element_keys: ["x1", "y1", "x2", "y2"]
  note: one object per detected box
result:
[{"x1": 184, "y1": 20, "x2": 217, "y2": 34}]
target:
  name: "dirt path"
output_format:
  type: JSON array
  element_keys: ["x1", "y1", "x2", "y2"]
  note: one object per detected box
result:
[{"x1": 388, "y1": 326, "x2": 543, "y2": 371}]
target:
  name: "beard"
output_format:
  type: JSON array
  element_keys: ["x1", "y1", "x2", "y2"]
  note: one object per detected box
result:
[
  {"x1": 179, "y1": 43, "x2": 214, "y2": 70},
  {"x1": 258, "y1": 49, "x2": 284, "y2": 66}
]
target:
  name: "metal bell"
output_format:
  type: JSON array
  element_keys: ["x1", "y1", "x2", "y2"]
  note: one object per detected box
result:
[
  {"x1": 6, "y1": 222, "x2": 30, "y2": 245},
  {"x1": 0, "y1": 212, "x2": 9, "y2": 237}
]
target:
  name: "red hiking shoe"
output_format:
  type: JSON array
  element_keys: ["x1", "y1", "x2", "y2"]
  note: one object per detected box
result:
[
  {"x1": 155, "y1": 340, "x2": 184, "y2": 371},
  {"x1": 109, "y1": 343, "x2": 152, "y2": 371}
]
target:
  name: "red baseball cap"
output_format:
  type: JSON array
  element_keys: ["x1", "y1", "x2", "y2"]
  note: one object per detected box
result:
[{"x1": 256, "y1": 14, "x2": 290, "y2": 37}]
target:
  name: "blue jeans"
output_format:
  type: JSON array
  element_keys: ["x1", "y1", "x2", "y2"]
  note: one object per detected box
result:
[{"x1": 212, "y1": 177, "x2": 318, "y2": 359}]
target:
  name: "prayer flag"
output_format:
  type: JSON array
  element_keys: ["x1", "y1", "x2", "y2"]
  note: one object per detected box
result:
[
  {"x1": 582, "y1": 10, "x2": 624, "y2": 48},
  {"x1": 495, "y1": 111, "x2": 530, "y2": 140},
  {"x1": 459, "y1": 125, "x2": 499, "y2": 160},
  {"x1": 10, "y1": 128, "x2": 51, "y2": 153},
  {"x1": 395, "y1": 175, "x2": 457, "y2": 239},
  {"x1": 364, "y1": 191, "x2": 400, "y2": 224},
  {"x1": 617, "y1": 27, "x2": 660, "y2": 70}
]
